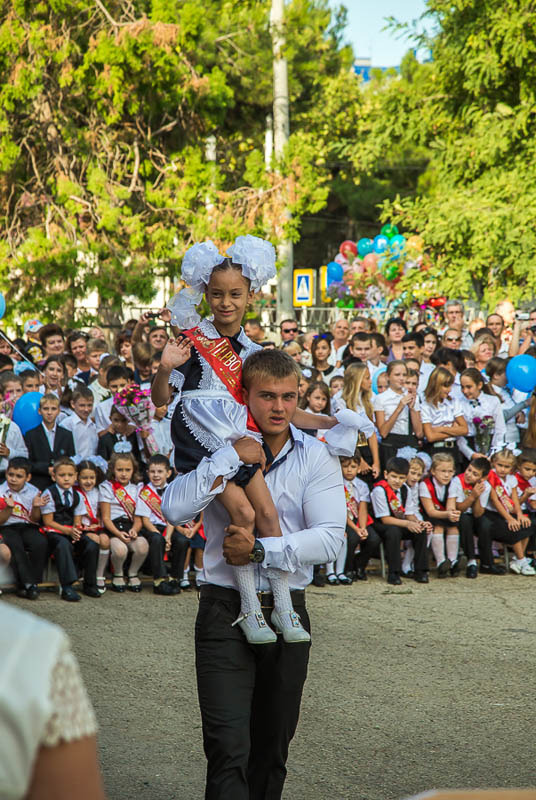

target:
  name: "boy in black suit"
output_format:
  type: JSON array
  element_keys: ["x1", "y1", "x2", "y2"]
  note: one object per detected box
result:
[{"x1": 24, "y1": 393, "x2": 75, "y2": 491}]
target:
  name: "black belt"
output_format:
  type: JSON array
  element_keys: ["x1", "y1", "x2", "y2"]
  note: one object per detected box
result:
[
  {"x1": 199, "y1": 583, "x2": 306, "y2": 610},
  {"x1": 433, "y1": 440, "x2": 455, "y2": 449}
]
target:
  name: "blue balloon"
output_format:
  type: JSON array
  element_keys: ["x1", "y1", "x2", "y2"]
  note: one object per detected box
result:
[
  {"x1": 506, "y1": 355, "x2": 536, "y2": 393},
  {"x1": 326, "y1": 261, "x2": 344, "y2": 284},
  {"x1": 372, "y1": 365, "x2": 387, "y2": 394},
  {"x1": 357, "y1": 237, "x2": 373, "y2": 258},
  {"x1": 0, "y1": 294, "x2": 6, "y2": 320},
  {"x1": 390, "y1": 234, "x2": 406, "y2": 251},
  {"x1": 372, "y1": 235, "x2": 389, "y2": 254},
  {"x1": 12, "y1": 392, "x2": 42, "y2": 435}
]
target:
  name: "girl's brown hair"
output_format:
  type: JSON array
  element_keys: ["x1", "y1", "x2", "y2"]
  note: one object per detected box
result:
[
  {"x1": 106, "y1": 451, "x2": 141, "y2": 484},
  {"x1": 460, "y1": 367, "x2": 496, "y2": 397},
  {"x1": 386, "y1": 359, "x2": 408, "y2": 377},
  {"x1": 300, "y1": 380, "x2": 330, "y2": 413},
  {"x1": 424, "y1": 366, "x2": 454, "y2": 406},
  {"x1": 342, "y1": 363, "x2": 373, "y2": 420},
  {"x1": 311, "y1": 336, "x2": 332, "y2": 368},
  {"x1": 523, "y1": 398, "x2": 536, "y2": 448}
]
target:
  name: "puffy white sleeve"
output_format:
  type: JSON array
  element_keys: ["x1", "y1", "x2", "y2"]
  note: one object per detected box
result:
[{"x1": 41, "y1": 638, "x2": 97, "y2": 747}]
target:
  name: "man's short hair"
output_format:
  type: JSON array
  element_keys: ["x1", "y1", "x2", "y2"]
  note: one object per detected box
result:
[
  {"x1": 99, "y1": 355, "x2": 119, "y2": 373},
  {"x1": 370, "y1": 332, "x2": 386, "y2": 348},
  {"x1": 7, "y1": 456, "x2": 32, "y2": 475},
  {"x1": 402, "y1": 331, "x2": 424, "y2": 348},
  {"x1": 431, "y1": 347, "x2": 465, "y2": 374},
  {"x1": 133, "y1": 341, "x2": 152, "y2": 367},
  {"x1": 20, "y1": 370, "x2": 39, "y2": 387},
  {"x1": 385, "y1": 457, "x2": 409, "y2": 475},
  {"x1": 444, "y1": 299, "x2": 465, "y2": 313},
  {"x1": 242, "y1": 349, "x2": 301, "y2": 390},
  {"x1": 279, "y1": 318, "x2": 298, "y2": 330},
  {"x1": 245, "y1": 317, "x2": 262, "y2": 329}
]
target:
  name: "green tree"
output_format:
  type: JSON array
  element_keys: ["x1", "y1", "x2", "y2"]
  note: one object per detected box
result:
[
  {"x1": 342, "y1": 0, "x2": 536, "y2": 306},
  {"x1": 0, "y1": 0, "x2": 355, "y2": 325}
]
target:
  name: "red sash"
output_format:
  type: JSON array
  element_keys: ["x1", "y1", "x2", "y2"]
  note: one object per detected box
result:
[
  {"x1": 111, "y1": 482, "x2": 136, "y2": 521},
  {"x1": 458, "y1": 473, "x2": 474, "y2": 497},
  {"x1": 183, "y1": 326, "x2": 260, "y2": 433},
  {"x1": 488, "y1": 470, "x2": 515, "y2": 512},
  {"x1": 423, "y1": 477, "x2": 446, "y2": 511},
  {"x1": 76, "y1": 487, "x2": 100, "y2": 527},
  {"x1": 375, "y1": 480, "x2": 405, "y2": 518},
  {"x1": 516, "y1": 472, "x2": 531, "y2": 493},
  {"x1": 6, "y1": 496, "x2": 31, "y2": 523},
  {"x1": 344, "y1": 483, "x2": 372, "y2": 526},
  {"x1": 139, "y1": 485, "x2": 166, "y2": 525}
]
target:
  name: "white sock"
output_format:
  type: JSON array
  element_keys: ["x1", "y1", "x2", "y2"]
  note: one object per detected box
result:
[
  {"x1": 193, "y1": 564, "x2": 203, "y2": 586},
  {"x1": 446, "y1": 534, "x2": 459, "y2": 564},
  {"x1": 97, "y1": 549, "x2": 109, "y2": 579},
  {"x1": 402, "y1": 543, "x2": 415, "y2": 572},
  {"x1": 467, "y1": 559, "x2": 477, "y2": 567},
  {"x1": 326, "y1": 561, "x2": 335, "y2": 575},
  {"x1": 265, "y1": 567, "x2": 293, "y2": 614},
  {"x1": 335, "y1": 540, "x2": 347, "y2": 576},
  {"x1": 431, "y1": 533, "x2": 446, "y2": 565},
  {"x1": 234, "y1": 564, "x2": 262, "y2": 616}
]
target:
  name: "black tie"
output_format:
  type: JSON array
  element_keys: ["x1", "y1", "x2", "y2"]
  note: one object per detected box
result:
[
  {"x1": 156, "y1": 488, "x2": 165, "y2": 497},
  {"x1": 63, "y1": 490, "x2": 70, "y2": 506}
]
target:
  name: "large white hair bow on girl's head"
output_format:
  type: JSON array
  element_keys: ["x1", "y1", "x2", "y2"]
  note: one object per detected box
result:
[
  {"x1": 226, "y1": 234, "x2": 276, "y2": 291},
  {"x1": 167, "y1": 235, "x2": 276, "y2": 329}
]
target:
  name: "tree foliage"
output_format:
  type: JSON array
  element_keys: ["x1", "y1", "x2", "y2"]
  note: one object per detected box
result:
[
  {"x1": 345, "y1": 0, "x2": 536, "y2": 306},
  {"x1": 0, "y1": 0, "x2": 355, "y2": 323}
]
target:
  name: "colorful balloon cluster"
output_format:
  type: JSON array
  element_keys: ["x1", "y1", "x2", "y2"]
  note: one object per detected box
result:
[{"x1": 326, "y1": 226, "x2": 425, "y2": 309}]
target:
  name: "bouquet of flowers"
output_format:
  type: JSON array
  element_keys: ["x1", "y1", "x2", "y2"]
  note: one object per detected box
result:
[
  {"x1": 113, "y1": 386, "x2": 159, "y2": 457},
  {"x1": 473, "y1": 415, "x2": 494, "y2": 454},
  {"x1": 0, "y1": 398, "x2": 14, "y2": 444}
]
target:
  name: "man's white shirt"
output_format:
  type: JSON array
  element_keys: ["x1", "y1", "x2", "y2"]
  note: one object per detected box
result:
[{"x1": 162, "y1": 425, "x2": 346, "y2": 591}]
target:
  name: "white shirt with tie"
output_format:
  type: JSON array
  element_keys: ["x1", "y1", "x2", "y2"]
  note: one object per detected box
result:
[{"x1": 162, "y1": 425, "x2": 346, "y2": 591}]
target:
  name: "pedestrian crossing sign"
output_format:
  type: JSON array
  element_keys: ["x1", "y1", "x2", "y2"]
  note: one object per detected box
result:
[{"x1": 293, "y1": 269, "x2": 315, "y2": 307}]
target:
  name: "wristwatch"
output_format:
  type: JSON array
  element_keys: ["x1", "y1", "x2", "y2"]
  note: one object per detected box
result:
[{"x1": 249, "y1": 540, "x2": 265, "y2": 563}]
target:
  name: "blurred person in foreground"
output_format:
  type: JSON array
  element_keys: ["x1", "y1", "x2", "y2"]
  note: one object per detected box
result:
[{"x1": 0, "y1": 564, "x2": 106, "y2": 800}]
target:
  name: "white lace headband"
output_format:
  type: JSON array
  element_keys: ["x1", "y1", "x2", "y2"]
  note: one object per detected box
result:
[{"x1": 167, "y1": 235, "x2": 276, "y2": 328}]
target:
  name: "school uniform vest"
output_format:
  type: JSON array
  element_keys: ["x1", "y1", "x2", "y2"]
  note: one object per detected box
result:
[{"x1": 48, "y1": 486, "x2": 79, "y2": 526}]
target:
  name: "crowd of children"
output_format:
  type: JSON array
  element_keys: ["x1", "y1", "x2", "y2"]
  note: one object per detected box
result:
[{"x1": 1, "y1": 297, "x2": 536, "y2": 600}]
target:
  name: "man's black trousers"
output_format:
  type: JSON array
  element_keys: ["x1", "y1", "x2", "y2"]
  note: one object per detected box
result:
[{"x1": 195, "y1": 584, "x2": 311, "y2": 800}]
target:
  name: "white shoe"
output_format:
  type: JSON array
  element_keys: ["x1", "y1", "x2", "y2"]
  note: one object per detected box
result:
[
  {"x1": 179, "y1": 578, "x2": 191, "y2": 589},
  {"x1": 271, "y1": 609, "x2": 311, "y2": 644},
  {"x1": 509, "y1": 559, "x2": 522, "y2": 574},
  {"x1": 521, "y1": 562, "x2": 536, "y2": 576},
  {"x1": 232, "y1": 610, "x2": 277, "y2": 644}
]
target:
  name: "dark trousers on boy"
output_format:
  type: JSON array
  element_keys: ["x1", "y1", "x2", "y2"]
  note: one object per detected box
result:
[
  {"x1": 478, "y1": 511, "x2": 534, "y2": 566},
  {"x1": 1, "y1": 523, "x2": 48, "y2": 587},
  {"x1": 374, "y1": 521, "x2": 428, "y2": 576},
  {"x1": 168, "y1": 530, "x2": 190, "y2": 579},
  {"x1": 347, "y1": 524, "x2": 382, "y2": 573},
  {"x1": 47, "y1": 531, "x2": 99, "y2": 587},
  {"x1": 141, "y1": 525, "x2": 168, "y2": 579}
]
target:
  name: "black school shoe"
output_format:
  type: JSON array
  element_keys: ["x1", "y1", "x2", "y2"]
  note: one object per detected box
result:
[
  {"x1": 466, "y1": 564, "x2": 478, "y2": 578},
  {"x1": 153, "y1": 580, "x2": 179, "y2": 596},
  {"x1": 18, "y1": 584, "x2": 40, "y2": 600},
  {"x1": 479, "y1": 564, "x2": 506, "y2": 575},
  {"x1": 60, "y1": 585, "x2": 81, "y2": 602},
  {"x1": 414, "y1": 572, "x2": 429, "y2": 583},
  {"x1": 387, "y1": 573, "x2": 402, "y2": 585},
  {"x1": 83, "y1": 583, "x2": 101, "y2": 598}
]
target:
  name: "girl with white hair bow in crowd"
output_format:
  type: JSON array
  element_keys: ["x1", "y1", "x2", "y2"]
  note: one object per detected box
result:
[{"x1": 151, "y1": 235, "x2": 366, "y2": 644}]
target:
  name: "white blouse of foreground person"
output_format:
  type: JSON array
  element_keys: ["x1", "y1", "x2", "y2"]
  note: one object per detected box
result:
[{"x1": 0, "y1": 594, "x2": 105, "y2": 800}]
